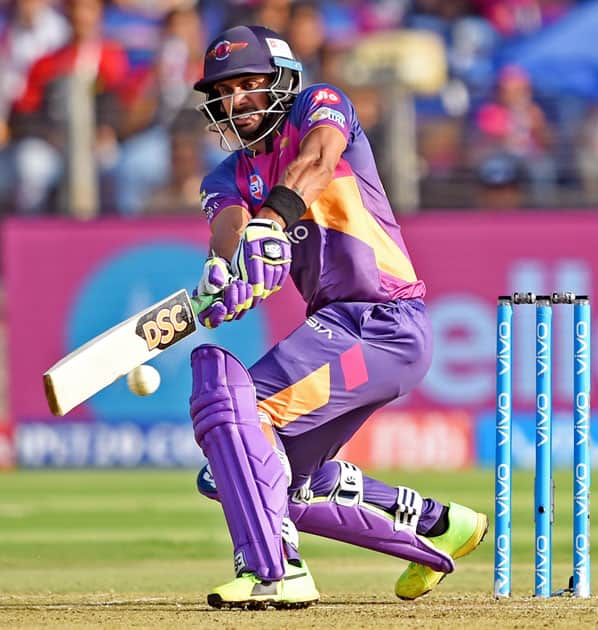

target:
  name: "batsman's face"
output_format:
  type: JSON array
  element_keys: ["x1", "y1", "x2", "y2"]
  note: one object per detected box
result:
[{"x1": 213, "y1": 74, "x2": 271, "y2": 139}]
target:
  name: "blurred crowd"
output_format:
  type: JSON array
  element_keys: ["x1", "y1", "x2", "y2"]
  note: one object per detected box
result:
[{"x1": 0, "y1": 0, "x2": 597, "y2": 217}]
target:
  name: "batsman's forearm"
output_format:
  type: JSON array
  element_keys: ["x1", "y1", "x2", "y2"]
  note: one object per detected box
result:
[
  {"x1": 281, "y1": 156, "x2": 332, "y2": 208},
  {"x1": 256, "y1": 207, "x2": 287, "y2": 228},
  {"x1": 209, "y1": 205, "x2": 250, "y2": 260},
  {"x1": 280, "y1": 126, "x2": 346, "y2": 209}
]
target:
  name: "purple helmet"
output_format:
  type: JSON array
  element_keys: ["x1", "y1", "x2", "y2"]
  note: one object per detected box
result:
[{"x1": 194, "y1": 25, "x2": 303, "y2": 151}]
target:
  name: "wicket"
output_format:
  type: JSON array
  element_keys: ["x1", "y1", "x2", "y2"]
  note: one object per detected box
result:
[{"x1": 494, "y1": 292, "x2": 591, "y2": 598}]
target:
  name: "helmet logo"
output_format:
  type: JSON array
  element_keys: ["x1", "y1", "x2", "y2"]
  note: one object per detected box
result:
[{"x1": 207, "y1": 40, "x2": 249, "y2": 61}]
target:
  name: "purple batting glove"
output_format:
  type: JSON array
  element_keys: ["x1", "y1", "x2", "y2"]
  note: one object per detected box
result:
[
  {"x1": 197, "y1": 279, "x2": 254, "y2": 329},
  {"x1": 196, "y1": 256, "x2": 231, "y2": 296},
  {"x1": 231, "y1": 218, "x2": 292, "y2": 305}
]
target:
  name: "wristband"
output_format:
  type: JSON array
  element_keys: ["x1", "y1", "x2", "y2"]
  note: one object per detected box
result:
[{"x1": 262, "y1": 185, "x2": 307, "y2": 227}]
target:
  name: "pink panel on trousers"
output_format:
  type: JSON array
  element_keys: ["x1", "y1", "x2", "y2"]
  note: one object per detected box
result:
[{"x1": 340, "y1": 342, "x2": 368, "y2": 391}]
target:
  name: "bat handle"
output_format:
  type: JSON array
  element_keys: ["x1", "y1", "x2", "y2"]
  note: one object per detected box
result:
[{"x1": 190, "y1": 293, "x2": 217, "y2": 316}]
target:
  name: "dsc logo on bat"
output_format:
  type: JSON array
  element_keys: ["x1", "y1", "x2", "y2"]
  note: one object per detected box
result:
[{"x1": 135, "y1": 291, "x2": 196, "y2": 351}]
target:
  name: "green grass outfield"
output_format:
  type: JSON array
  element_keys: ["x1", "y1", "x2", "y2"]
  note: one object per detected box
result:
[{"x1": 0, "y1": 469, "x2": 596, "y2": 628}]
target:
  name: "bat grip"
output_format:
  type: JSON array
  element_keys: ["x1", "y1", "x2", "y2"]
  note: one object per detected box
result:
[{"x1": 190, "y1": 293, "x2": 217, "y2": 316}]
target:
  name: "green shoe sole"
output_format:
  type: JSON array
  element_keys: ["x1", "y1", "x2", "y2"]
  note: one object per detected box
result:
[
  {"x1": 207, "y1": 593, "x2": 318, "y2": 610},
  {"x1": 207, "y1": 560, "x2": 320, "y2": 610}
]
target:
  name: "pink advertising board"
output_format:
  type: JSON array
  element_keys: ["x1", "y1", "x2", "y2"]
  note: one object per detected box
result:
[
  {"x1": 2, "y1": 211, "x2": 596, "y2": 467},
  {"x1": 400, "y1": 210, "x2": 597, "y2": 414},
  {"x1": 2, "y1": 218, "x2": 305, "y2": 425}
]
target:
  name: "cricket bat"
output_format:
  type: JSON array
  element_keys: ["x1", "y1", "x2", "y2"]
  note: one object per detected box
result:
[{"x1": 43, "y1": 290, "x2": 215, "y2": 416}]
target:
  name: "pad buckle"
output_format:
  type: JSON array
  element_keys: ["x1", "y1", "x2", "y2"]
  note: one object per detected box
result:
[
  {"x1": 394, "y1": 485, "x2": 423, "y2": 532},
  {"x1": 331, "y1": 461, "x2": 363, "y2": 507}
]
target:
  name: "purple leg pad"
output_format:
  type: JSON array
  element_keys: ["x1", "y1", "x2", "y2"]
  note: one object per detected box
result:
[
  {"x1": 196, "y1": 464, "x2": 302, "y2": 564},
  {"x1": 289, "y1": 462, "x2": 455, "y2": 573},
  {"x1": 190, "y1": 344, "x2": 287, "y2": 581}
]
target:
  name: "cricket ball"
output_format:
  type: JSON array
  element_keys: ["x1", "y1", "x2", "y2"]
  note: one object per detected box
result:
[{"x1": 126, "y1": 364, "x2": 161, "y2": 396}]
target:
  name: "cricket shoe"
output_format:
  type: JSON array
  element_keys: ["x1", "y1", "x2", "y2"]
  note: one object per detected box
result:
[
  {"x1": 207, "y1": 559, "x2": 319, "y2": 610},
  {"x1": 395, "y1": 502, "x2": 488, "y2": 600}
]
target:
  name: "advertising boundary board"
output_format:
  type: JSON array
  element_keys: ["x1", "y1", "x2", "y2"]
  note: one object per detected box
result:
[{"x1": 3, "y1": 212, "x2": 597, "y2": 468}]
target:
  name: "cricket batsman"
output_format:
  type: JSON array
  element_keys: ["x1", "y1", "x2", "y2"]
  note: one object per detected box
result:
[{"x1": 189, "y1": 25, "x2": 488, "y2": 609}]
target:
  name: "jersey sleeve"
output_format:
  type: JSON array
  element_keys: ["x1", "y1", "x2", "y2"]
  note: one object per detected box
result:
[
  {"x1": 290, "y1": 83, "x2": 355, "y2": 146},
  {"x1": 199, "y1": 155, "x2": 248, "y2": 224}
]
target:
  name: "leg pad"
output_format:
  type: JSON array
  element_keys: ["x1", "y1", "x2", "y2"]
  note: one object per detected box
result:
[
  {"x1": 289, "y1": 461, "x2": 455, "y2": 573},
  {"x1": 190, "y1": 344, "x2": 288, "y2": 580}
]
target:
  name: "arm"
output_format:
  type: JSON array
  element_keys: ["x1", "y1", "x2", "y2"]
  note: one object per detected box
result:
[
  {"x1": 209, "y1": 204, "x2": 251, "y2": 261},
  {"x1": 259, "y1": 125, "x2": 347, "y2": 228},
  {"x1": 230, "y1": 125, "x2": 346, "y2": 302},
  {"x1": 280, "y1": 125, "x2": 347, "y2": 210},
  {"x1": 209, "y1": 126, "x2": 347, "y2": 256},
  {"x1": 196, "y1": 204, "x2": 253, "y2": 329}
]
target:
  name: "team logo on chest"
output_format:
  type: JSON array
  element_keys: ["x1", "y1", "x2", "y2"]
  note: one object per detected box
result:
[{"x1": 249, "y1": 173, "x2": 264, "y2": 201}]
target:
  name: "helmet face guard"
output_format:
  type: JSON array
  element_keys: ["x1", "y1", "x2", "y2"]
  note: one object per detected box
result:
[
  {"x1": 194, "y1": 26, "x2": 303, "y2": 151},
  {"x1": 197, "y1": 59, "x2": 302, "y2": 151}
]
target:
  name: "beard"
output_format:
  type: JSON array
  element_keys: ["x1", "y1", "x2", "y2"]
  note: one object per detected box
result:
[{"x1": 231, "y1": 108, "x2": 267, "y2": 141}]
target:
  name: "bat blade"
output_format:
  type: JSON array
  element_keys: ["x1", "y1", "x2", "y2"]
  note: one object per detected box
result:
[{"x1": 43, "y1": 289, "x2": 213, "y2": 416}]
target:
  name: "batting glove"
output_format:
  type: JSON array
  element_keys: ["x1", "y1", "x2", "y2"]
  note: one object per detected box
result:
[
  {"x1": 196, "y1": 256, "x2": 232, "y2": 296},
  {"x1": 194, "y1": 257, "x2": 253, "y2": 329},
  {"x1": 231, "y1": 218, "x2": 292, "y2": 304}
]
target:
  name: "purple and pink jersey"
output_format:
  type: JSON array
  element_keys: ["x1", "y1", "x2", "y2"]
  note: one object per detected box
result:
[
  {"x1": 199, "y1": 84, "x2": 432, "y2": 483},
  {"x1": 199, "y1": 83, "x2": 426, "y2": 316}
]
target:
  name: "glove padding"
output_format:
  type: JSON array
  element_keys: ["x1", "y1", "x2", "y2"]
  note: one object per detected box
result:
[
  {"x1": 195, "y1": 256, "x2": 253, "y2": 329},
  {"x1": 231, "y1": 218, "x2": 292, "y2": 305},
  {"x1": 197, "y1": 279, "x2": 253, "y2": 329},
  {"x1": 196, "y1": 256, "x2": 231, "y2": 296}
]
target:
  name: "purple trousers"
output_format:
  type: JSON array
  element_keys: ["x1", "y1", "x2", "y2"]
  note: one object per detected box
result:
[{"x1": 251, "y1": 298, "x2": 433, "y2": 490}]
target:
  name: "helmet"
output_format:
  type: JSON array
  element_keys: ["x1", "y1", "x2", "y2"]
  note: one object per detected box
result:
[{"x1": 194, "y1": 25, "x2": 303, "y2": 151}]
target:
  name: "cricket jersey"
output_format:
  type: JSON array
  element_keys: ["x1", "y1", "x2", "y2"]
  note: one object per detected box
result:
[{"x1": 199, "y1": 83, "x2": 426, "y2": 316}]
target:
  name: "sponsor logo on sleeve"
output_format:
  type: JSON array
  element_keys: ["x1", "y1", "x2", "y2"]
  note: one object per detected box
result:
[
  {"x1": 312, "y1": 88, "x2": 341, "y2": 105},
  {"x1": 199, "y1": 190, "x2": 219, "y2": 220},
  {"x1": 308, "y1": 106, "x2": 345, "y2": 128},
  {"x1": 249, "y1": 173, "x2": 264, "y2": 201}
]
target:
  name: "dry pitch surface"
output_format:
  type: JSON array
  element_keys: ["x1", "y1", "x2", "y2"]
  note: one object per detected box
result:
[
  {"x1": 2, "y1": 586, "x2": 597, "y2": 629},
  {"x1": 1, "y1": 470, "x2": 596, "y2": 629}
]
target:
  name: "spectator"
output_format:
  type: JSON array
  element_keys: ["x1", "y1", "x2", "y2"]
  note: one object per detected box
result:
[
  {"x1": 252, "y1": 0, "x2": 293, "y2": 33},
  {"x1": 476, "y1": 151, "x2": 525, "y2": 209},
  {"x1": 102, "y1": 0, "x2": 164, "y2": 71},
  {"x1": 319, "y1": 40, "x2": 351, "y2": 86},
  {"x1": 474, "y1": 64, "x2": 557, "y2": 206},
  {"x1": 0, "y1": 0, "x2": 70, "y2": 211},
  {"x1": 142, "y1": 130, "x2": 205, "y2": 214},
  {"x1": 345, "y1": 84, "x2": 390, "y2": 187},
  {"x1": 355, "y1": 0, "x2": 410, "y2": 34},
  {"x1": 285, "y1": 2, "x2": 326, "y2": 87},
  {"x1": 448, "y1": 15, "x2": 499, "y2": 105},
  {"x1": 575, "y1": 104, "x2": 598, "y2": 205},
  {"x1": 113, "y1": 1, "x2": 205, "y2": 215},
  {"x1": 0, "y1": 0, "x2": 70, "y2": 135},
  {"x1": 472, "y1": 0, "x2": 572, "y2": 39},
  {"x1": 6, "y1": 0, "x2": 129, "y2": 214}
]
